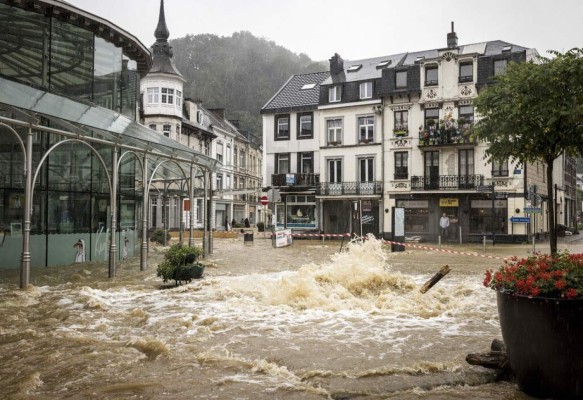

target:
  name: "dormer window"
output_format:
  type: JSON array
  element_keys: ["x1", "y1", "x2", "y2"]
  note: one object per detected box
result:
[
  {"x1": 494, "y1": 59, "x2": 508, "y2": 76},
  {"x1": 196, "y1": 110, "x2": 204, "y2": 124},
  {"x1": 502, "y1": 45, "x2": 512, "y2": 52},
  {"x1": 359, "y1": 82, "x2": 373, "y2": 99},
  {"x1": 329, "y1": 86, "x2": 342, "y2": 102},
  {"x1": 459, "y1": 61, "x2": 473, "y2": 83},
  {"x1": 396, "y1": 71, "x2": 407, "y2": 89},
  {"x1": 425, "y1": 66, "x2": 438, "y2": 86}
]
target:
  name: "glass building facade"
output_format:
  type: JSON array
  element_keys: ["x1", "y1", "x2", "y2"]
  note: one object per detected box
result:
[{"x1": 0, "y1": 1, "x2": 217, "y2": 272}]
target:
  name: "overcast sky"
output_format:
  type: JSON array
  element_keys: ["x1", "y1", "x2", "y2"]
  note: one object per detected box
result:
[{"x1": 68, "y1": 0, "x2": 582, "y2": 62}]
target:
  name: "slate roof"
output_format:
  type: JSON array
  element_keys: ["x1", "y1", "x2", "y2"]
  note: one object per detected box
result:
[{"x1": 261, "y1": 71, "x2": 330, "y2": 114}]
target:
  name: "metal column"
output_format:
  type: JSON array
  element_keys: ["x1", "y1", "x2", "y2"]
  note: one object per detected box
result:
[{"x1": 109, "y1": 147, "x2": 118, "y2": 278}]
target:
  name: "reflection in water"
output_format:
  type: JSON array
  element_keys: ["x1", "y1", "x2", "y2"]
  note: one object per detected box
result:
[{"x1": 0, "y1": 236, "x2": 531, "y2": 399}]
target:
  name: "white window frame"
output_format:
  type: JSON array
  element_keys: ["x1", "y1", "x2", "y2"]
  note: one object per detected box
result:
[
  {"x1": 358, "y1": 115, "x2": 375, "y2": 142},
  {"x1": 298, "y1": 114, "x2": 313, "y2": 138},
  {"x1": 276, "y1": 153, "x2": 290, "y2": 174},
  {"x1": 176, "y1": 90, "x2": 182, "y2": 109},
  {"x1": 147, "y1": 87, "x2": 159, "y2": 104},
  {"x1": 396, "y1": 71, "x2": 407, "y2": 89},
  {"x1": 276, "y1": 115, "x2": 290, "y2": 139},
  {"x1": 494, "y1": 59, "x2": 507, "y2": 76},
  {"x1": 329, "y1": 86, "x2": 342, "y2": 102},
  {"x1": 327, "y1": 158, "x2": 342, "y2": 183},
  {"x1": 358, "y1": 156, "x2": 375, "y2": 182},
  {"x1": 359, "y1": 82, "x2": 373, "y2": 99},
  {"x1": 162, "y1": 124, "x2": 171, "y2": 137},
  {"x1": 216, "y1": 142, "x2": 224, "y2": 163},
  {"x1": 327, "y1": 118, "x2": 343, "y2": 145},
  {"x1": 161, "y1": 87, "x2": 174, "y2": 104}
]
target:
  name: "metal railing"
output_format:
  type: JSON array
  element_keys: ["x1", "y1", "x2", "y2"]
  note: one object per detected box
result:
[
  {"x1": 410, "y1": 174, "x2": 483, "y2": 190},
  {"x1": 271, "y1": 173, "x2": 320, "y2": 187},
  {"x1": 318, "y1": 181, "x2": 382, "y2": 196}
]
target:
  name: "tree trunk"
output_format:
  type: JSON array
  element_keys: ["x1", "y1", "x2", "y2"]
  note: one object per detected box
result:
[{"x1": 547, "y1": 160, "x2": 557, "y2": 254}]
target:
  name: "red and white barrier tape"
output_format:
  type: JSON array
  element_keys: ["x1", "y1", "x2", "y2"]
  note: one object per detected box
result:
[{"x1": 381, "y1": 239, "x2": 508, "y2": 260}]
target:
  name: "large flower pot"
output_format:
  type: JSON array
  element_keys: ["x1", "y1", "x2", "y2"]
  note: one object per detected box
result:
[{"x1": 497, "y1": 291, "x2": 583, "y2": 399}]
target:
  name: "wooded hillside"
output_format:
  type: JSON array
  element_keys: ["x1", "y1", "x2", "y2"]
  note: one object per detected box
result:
[{"x1": 171, "y1": 31, "x2": 327, "y2": 138}]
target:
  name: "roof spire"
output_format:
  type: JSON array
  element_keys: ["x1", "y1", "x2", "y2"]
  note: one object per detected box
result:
[{"x1": 154, "y1": 0, "x2": 169, "y2": 41}]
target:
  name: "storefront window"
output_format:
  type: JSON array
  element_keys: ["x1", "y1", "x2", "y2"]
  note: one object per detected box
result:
[
  {"x1": 397, "y1": 200, "x2": 430, "y2": 233},
  {"x1": 275, "y1": 195, "x2": 317, "y2": 229},
  {"x1": 470, "y1": 199, "x2": 507, "y2": 233}
]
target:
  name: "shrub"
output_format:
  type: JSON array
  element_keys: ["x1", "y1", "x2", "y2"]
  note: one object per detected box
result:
[
  {"x1": 257, "y1": 222, "x2": 265, "y2": 232},
  {"x1": 150, "y1": 229, "x2": 171, "y2": 244},
  {"x1": 156, "y1": 243, "x2": 204, "y2": 285}
]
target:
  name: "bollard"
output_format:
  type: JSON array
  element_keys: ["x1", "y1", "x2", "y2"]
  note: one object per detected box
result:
[
  {"x1": 438, "y1": 235, "x2": 442, "y2": 249},
  {"x1": 483, "y1": 235, "x2": 486, "y2": 252},
  {"x1": 459, "y1": 226, "x2": 462, "y2": 244}
]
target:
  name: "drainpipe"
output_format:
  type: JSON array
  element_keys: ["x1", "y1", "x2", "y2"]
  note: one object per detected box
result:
[
  {"x1": 379, "y1": 102, "x2": 385, "y2": 238},
  {"x1": 189, "y1": 165, "x2": 195, "y2": 247}
]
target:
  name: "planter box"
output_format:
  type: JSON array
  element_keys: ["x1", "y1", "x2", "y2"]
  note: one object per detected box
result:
[{"x1": 497, "y1": 291, "x2": 583, "y2": 399}]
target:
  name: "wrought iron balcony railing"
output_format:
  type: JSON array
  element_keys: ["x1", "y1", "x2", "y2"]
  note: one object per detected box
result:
[
  {"x1": 410, "y1": 174, "x2": 483, "y2": 190},
  {"x1": 271, "y1": 173, "x2": 320, "y2": 187},
  {"x1": 318, "y1": 181, "x2": 382, "y2": 196}
]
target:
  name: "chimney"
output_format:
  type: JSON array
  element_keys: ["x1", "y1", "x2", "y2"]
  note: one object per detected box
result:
[
  {"x1": 329, "y1": 53, "x2": 344, "y2": 75},
  {"x1": 209, "y1": 108, "x2": 225, "y2": 120},
  {"x1": 447, "y1": 21, "x2": 458, "y2": 49}
]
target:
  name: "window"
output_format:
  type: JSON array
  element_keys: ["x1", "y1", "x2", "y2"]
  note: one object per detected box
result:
[
  {"x1": 149, "y1": 124, "x2": 156, "y2": 131},
  {"x1": 297, "y1": 113, "x2": 313, "y2": 138},
  {"x1": 301, "y1": 83, "x2": 316, "y2": 90},
  {"x1": 147, "y1": 87, "x2": 159, "y2": 104},
  {"x1": 394, "y1": 152, "x2": 408, "y2": 179},
  {"x1": 492, "y1": 159, "x2": 509, "y2": 177},
  {"x1": 275, "y1": 153, "x2": 290, "y2": 174},
  {"x1": 233, "y1": 148, "x2": 238, "y2": 167},
  {"x1": 424, "y1": 108, "x2": 439, "y2": 131},
  {"x1": 161, "y1": 87, "x2": 174, "y2": 104},
  {"x1": 359, "y1": 82, "x2": 373, "y2": 99},
  {"x1": 394, "y1": 110, "x2": 408, "y2": 133},
  {"x1": 396, "y1": 71, "x2": 407, "y2": 88},
  {"x1": 459, "y1": 105, "x2": 474, "y2": 124},
  {"x1": 459, "y1": 62, "x2": 473, "y2": 82},
  {"x1": 377, "y1": 60, "x2": 391, "y2": 69},
  {"x1": 425, "y1": 66, "x2": 438, "y2": 86},
  {"x1": 299, "y1": 152, "x2": 313, "y2": 174},
  {"x1": 239, "y1": 150, "x2": 246, "y2": 170},
  {"x1": 275, "y1": 114, "x2": 290, "y2": 140},
  {"x1": 176, "y1": 90, "x2": 182, "y2": 108},
  {"x1": 162, "y1": 124, "x2": 171, "y2": 137},
  {"x1": 216, "y1": 142, "x2": 223, "y2": 163},
  {"x1": 327, "y1": 119, "x2": 343, "y2": 145},
  {"x1": 328, "y1": 159, "x2": 342, "y2": 183},
  {"x1": 359, "y1": 157, "x2": 374, "y2": 182},
  {"x1": 459, "y1": 149, "x2": 475, "y2": 179},
  {"x1": 226, "y1": 144, "x2": 231, "y2": 166},
  {"x1": 494, "y1": 59, "x2": 507, "y2": 76},
  {"x1": 358, "y1": 116, "x2": 375, "y2": 142},
  {"x1": 347, "y1": 64, "x2": 362, "y2": 72},
  {"x1": 329, "y1": 86, "x2": 342, "y2": 102},
  {"x1": 216, "y1": 174, "x2": 223, "y2": 190}
]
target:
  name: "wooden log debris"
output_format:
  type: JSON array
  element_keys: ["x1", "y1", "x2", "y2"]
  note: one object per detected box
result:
[
  {"x1": 419, "y1": 265, "x2": 452, "y2": 293},
  {"x1": 466, "y1": 339, "x2": 513, "y2": 380}
]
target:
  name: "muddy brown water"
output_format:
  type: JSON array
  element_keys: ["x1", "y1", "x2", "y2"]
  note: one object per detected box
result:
[{"x1": 2, "y1": 234, "x2": 580, "y2": 399}]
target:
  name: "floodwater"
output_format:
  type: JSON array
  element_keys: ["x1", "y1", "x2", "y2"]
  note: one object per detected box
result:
[{"x1": 1, "y1": 233, "x2": 580, "y2": 399}]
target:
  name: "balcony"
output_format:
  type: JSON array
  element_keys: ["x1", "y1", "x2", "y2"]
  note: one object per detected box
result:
[
  {"x1": 318, "y1": 181, "x2": 382, "y2": 196},
  {"x1": 271, "y1": 173, "x2": 320, "y2": 187},
  {"x1": 411, "y1": 175, "x2": 483, "y2": 190}
]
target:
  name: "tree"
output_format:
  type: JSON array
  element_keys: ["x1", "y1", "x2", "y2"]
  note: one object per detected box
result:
[{"x1": 474, "y1": 48, "x2": 583, "y2": 254}]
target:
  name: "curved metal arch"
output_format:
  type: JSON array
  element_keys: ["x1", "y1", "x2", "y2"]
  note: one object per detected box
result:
[
  {"x1": 31, "y1": 139, "x2": 113, "y2": 201},
  {"x1": 0, "y1": 122, "x2": 27, "y2": 171},
  {"x1": 147, "y1": 158, "x2": 189, "y2": 193},
  {"x1": 117, "y1": 150, "x2": 145, "y2": 177}
]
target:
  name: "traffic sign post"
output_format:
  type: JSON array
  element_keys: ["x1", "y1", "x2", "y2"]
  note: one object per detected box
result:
[
  {"x1": 260, "y1": 195, "x2": 269, "y2": 206},
  {"x1": 510, "y1": 217, "x2": 531, "y2": 223}
]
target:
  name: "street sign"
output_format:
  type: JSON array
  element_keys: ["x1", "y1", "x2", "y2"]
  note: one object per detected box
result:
[
  {"x1": 510, "y1": 217, "x2": 531, "y2": 223},
  {"x1": 524, "y1": 207, "x2": 542, "y2": 214},
  {"x1": 495, "y1": 192, "x2": 508, "y2": 199},
  {"x1": 260, "y1": 195, "x2": 269, "y2": 205},
  {"x1": 477, "y1": 185, "x2": 493, "y2": 193}
]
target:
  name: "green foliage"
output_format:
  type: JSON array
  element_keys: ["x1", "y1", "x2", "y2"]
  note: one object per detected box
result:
[
  {"x1": 474, "y1": 48, "x2": 583, "y2": 254},
  {"x1": 257, "y1": 222, "x2": 265, "y2": 232},
  {"x1": 171, "y1": 31, "x2": 327, "y2": 137},
  {"x1": 150, "y1": 229, "x2": 171, "y2": 244},
  {"x1": 156, "y1": 244, "x2": 203, "y2": 284}
]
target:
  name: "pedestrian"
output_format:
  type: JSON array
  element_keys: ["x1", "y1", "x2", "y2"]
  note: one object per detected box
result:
[
  {"x1": 73, "y1": 239, "x2": 85, "y2": 263},
  {"x1": 439, "y1": 213, "x2": 450, "y2": 239},
  {"x1": 244, "y1": 218, "x2": 250, "y2": 228},
  {"x1": 232, "y1": 218, "x2": 236, "y2": 229},
  {"x1": 225, "y1": 217, "x2": 230, "y2": 231}
]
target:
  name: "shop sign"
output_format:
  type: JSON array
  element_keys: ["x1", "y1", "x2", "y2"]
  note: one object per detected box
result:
[
  {"x1": 397, "y1": 200, "x2": 428, "y2": 209},
  {"x1": 439, "y1": 198, "x2": 459, "y2": 207}
]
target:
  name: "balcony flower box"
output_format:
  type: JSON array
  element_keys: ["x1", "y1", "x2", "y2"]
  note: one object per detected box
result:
[{"x1": 393, "y1": 129, "x2": 408, "y2": 137}]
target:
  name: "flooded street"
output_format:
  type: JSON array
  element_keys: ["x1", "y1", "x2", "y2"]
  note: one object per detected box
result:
[{"x1": 1, "y1": 234, "x2": 581, "y2": 399}]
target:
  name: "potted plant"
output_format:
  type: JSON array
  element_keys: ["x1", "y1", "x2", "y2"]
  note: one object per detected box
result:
[
  {"x1": 157, "y1": 243, "x2": 204, "y2": 286},
  {"x1": 483, "y1": 252, "x2": 583, "y2": 399}
]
